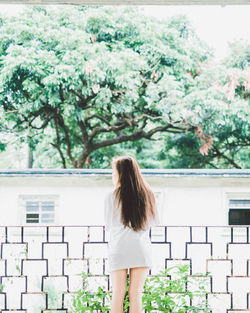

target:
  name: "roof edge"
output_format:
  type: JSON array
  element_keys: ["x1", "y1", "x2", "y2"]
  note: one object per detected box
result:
[{"x1": 0, "y1": 168, "x2": 250, "y2": 177}]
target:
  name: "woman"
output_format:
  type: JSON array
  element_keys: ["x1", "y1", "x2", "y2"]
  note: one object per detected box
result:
[{"x1": 104, "y1": 155, "x2": 161, "y2": 313}]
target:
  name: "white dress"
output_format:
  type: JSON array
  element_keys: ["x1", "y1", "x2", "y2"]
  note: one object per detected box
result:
[{"x1": 104, "y1": 190, "x2": 161, "y2": 273}]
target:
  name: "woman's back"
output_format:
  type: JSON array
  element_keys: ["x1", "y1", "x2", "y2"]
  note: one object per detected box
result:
[
  {"x1": 106, "y1": 154, "x2": 161, "y2": 313},
  {"x1": 104, "y1": 190, "x2": 160, "y2": 273}
]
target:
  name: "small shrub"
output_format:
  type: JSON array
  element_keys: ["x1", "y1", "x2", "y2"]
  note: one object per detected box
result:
[
  {"x1": 70, "y1": 271, "x2": 111, "y2": 312},
  {"x1": 70, "y1": 264, "x2": 212, "y2": 313},
  {"x1": 143, "y1": 264, "x2": 211, "y2": 312}
]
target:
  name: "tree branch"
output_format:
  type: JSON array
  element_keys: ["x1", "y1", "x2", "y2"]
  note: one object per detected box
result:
[
  {"x1": 51, "y1": 119, "x2": 67, "y2": 168},
  {"x1": 212, "y1": 145, "x2": 241, "y2": 169},
  {"x1": 88, "y1": 121, "x2": 133, "y2": 143},
  {"x1": 91, "y1": 124, "x2": 177, "y2": 150},
  {"x1": 55, "y1": 113, "x2": 77, "y2": 167},
  {"x1": 84, "y1": 114, "x2": 112, "y2": 126},
  {"x1": 77, "y1": 120, "x2": 89, "y2": 144}
]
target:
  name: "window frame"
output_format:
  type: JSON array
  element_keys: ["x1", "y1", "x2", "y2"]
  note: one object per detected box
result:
[
  {"x1": 225, "y1": 192, "x2": 250, "y2": 226},
  {"x1": 152, "y1": 188, "x2": 165, "y2": 212},
  {"x1": 19, "y1": 194, "x2": 59, "y2": 226},
  {"x1": 151, "y1": 188, "x2": 165, "y2": 237}
]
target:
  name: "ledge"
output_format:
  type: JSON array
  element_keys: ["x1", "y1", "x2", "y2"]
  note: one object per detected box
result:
[
  {"x1": 0, "y1": 0, "x2": 249, "y2": 4},
  {"x1": 0, "y1": 168, "x2": 250, "y2": 177}
]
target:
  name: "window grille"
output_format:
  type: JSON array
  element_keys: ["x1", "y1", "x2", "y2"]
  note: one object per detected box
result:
[
  {"x1": 19, "y1": 195, "x2": 58, "y2": 225},
  {"x1": 228, "y1": 199, "x2": 250, "y2": 225}
]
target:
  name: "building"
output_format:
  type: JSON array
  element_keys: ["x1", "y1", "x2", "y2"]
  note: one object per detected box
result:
[{"x1": 0, "y1": 169, "x2": 249, "y2": 227}]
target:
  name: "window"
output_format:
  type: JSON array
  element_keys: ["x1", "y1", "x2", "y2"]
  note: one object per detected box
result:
[
  {"x1": 152, "y1": 190, "x2": 164, "y2": 215},
  {"x1": 228, "y1": 199, "x2": 250, "y2": 225},
  {"x1": 19, "y1": 195, "x2": 58, "y2": 225},
  {"x1": 150, "y1": 189, "x2": 165, "y2": 240},
  {"x1": 153, "y1": 190, "x2": 162, "y2": 206}
]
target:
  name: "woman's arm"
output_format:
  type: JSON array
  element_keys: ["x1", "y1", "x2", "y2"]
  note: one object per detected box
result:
[{"x1": 104, "y1": 192, "x2": 112, "y2": 231}]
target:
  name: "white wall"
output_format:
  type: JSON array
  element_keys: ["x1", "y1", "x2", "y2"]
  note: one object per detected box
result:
[{"x1": 0, "y1": 175, "x2": 249, "y2": 226}]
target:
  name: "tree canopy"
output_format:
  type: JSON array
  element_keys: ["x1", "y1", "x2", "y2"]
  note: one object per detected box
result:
[{"x1": 0, "y1": 6, "x2": 249, "y2": 168}]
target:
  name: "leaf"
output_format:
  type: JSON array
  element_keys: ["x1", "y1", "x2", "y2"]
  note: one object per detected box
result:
[
  {"x1": 85, "y1": 61, "x2": 94, "y2": 76},
  {"x1": 92, "y1": 84, "x2": 100, "y2": 94},
  {"x1": 91, "y1": 34, "x2": 97, "y2": 43},
  {"x1": 195, "y1": 125, "x2": 203, "y2": 139}
]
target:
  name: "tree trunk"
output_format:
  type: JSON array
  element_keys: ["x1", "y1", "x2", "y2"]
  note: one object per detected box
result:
[{"x1": 27, "y1": 144, "x2": 33, "y2": 168}]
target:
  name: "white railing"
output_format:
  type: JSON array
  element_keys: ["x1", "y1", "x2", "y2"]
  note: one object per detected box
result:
[{"x1": 0, "y1": 225, "x2": 249, "y2": 312}]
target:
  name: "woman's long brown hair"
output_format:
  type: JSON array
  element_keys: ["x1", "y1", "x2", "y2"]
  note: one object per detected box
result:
[{"x1": 111, "y1": 155, "x2": 156, "y2": 232}]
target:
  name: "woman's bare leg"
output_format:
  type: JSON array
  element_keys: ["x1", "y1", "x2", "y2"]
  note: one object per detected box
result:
[
  {"x1": 128, "y1": 266, "x2": 149, "y2": 313},
  {"x1": 110, "y1": 268, "x2": 128, "y2": 313}
]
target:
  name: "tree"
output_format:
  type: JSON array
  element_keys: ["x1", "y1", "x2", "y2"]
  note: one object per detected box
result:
[
  {"x1": 163, "y1": 40, "x2": 250, "y2": 169},
  {"x1": 0, "y1": 5, "x2": 215, "y2": 168}
]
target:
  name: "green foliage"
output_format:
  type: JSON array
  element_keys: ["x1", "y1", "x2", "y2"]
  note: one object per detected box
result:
[
  {"x1": 71, "y1": 272, "x2": 111, "y2": 312},
  {"x1": 143, "y1": 265, "x2": 211, "y2": 313},
  {"x1": 222, "y1": 39, "x2": 250, "y2": 70},
  {"x1": 70, "y1": 265, "x2": 212, "y2": 313},
  {"x1": 0, "y1": 5, "x2": 249, "y2": 169},
  {"x1": 0, "y1": 142, "x2": 5, "y2": 151}
]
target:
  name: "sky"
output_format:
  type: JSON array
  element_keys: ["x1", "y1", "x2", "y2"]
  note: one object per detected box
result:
[
  {"x1": 0, "y1": 4, "x2": 249, "y2": 60},
  {"x1": 142, "y1": 5, "x2": 250, "y2": 60}
]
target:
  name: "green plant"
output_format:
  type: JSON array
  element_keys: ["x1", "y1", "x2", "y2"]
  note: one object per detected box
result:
[
  {"x1": 70, "y1": 271, "x2": 110, "y2": 312},
  {"x1": 70, "y1": 264, "x2": 213, "y2": 312},
  {"x1": 143, "y1": 264, "x2": 211, "y2": 312},
  {"x1": 0, "y1": 283, "x2": 4, "y2": 292}
]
